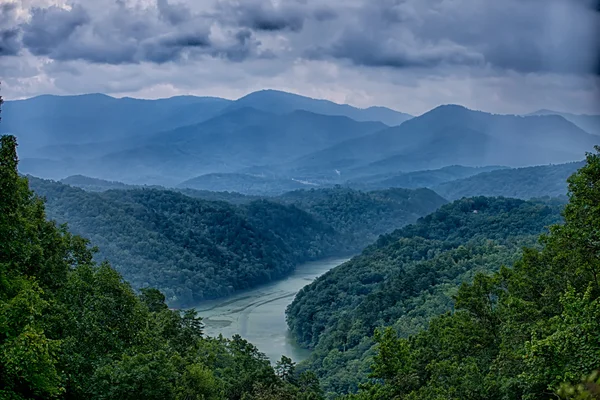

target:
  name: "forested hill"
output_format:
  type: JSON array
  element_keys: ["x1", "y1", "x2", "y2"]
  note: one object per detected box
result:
[
  {"x1": 277, "y1": 186, "x2": 447, "y2": 248},
  {"x1": 29, "y1": 177, "x2": 342, "y2": 307},
  {"x1": 344, "y1": 148, "x2": 600, "y2": 400},
  {"x1": 434, "y1": 161, "x2": 584, "y2": 200},
  {"x1": 0, "y1": 135, "x2": 325, "y2": 400},
  {"x1": 28, "y1": 179, "x2": 445, "y2": 307},
  {"x1": 286, "y1": 196, "x2": 565, "y2": 396}
]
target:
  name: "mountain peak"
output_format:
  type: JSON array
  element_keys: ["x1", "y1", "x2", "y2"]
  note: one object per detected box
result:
[{"x1": 228, "y1": 90, "x2": 410, "y2": 126}]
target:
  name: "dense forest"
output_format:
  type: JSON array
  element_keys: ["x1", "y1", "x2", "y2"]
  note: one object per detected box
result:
[
  {"x1": 344, "y1": 148, "x2": 600, "y2": 399},
  {"x1": 0, "y1": 134, "x2": 325, "y2": 400},
  {"x1": 28, "y1": 179, "x2": 445, "y2": 307},
  {"x1": 286, "y1": 196, "x2": 566, "y2": 397},
  {"x1": 277, "y1": 186, "x2": 447, "y2": 247},
  {"x1": 28, "y1": 177, "x2": 342, "y2": 307}
]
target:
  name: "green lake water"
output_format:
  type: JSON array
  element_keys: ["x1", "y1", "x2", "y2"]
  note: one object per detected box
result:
[{"x1": 195, "y1": 257, "x2": 350, "y2": 363}]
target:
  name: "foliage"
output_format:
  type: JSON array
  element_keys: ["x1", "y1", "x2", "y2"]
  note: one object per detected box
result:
[
  {"x1": 29, "y1": 178, "x2": 445, "y2": 307},
  {"x1": 0, "y1": 134, "x2": 324, "y2": 400},
  {"x1": 344, "y1": 147, "x2": 600, "y2": 399},
  {"x1": 278, "y1": 186, "x2": 446, "y2": 248},
  {"x1": 28, "y1": 177, "x2": 344, "y2": 307},
  {"x1": 285, "y1": 195, "x2": 565, "y2": 396}
]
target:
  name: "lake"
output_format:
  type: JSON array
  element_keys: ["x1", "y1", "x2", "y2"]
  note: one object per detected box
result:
[{"x1": 195, "y1": 257, "x2": 350, "y2": 363}]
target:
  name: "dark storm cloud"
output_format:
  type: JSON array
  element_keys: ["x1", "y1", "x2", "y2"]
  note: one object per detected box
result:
[
  {"x1": 0, "y1": 28, "x2": 20, "y2": 56},
  {"x1": 312, "y1": 7, "x2": 337, "y2": 22},
  {"x1": 217, "y1": 0, "x2": 307, "y2": 32},
  {"x1": 301, "y1": 0, "x2": 600, "y2": 76},
  {"x1": 10, "y1": 0, "x2": 596, "y2": 76},
  {"x1": 309, "y1": 29, "x2": 484, "y2": 69},
  {"x1": 0, "y1": 3, "x2": 22, "y2": 56},
  {"x1": 22, "y1": 5, "x2": 90, "y2": 57}
]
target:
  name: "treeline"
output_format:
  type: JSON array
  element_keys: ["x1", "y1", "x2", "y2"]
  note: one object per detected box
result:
[
  {"x1": 286, "y1": 195, "x2": 566, "y2": 397},
  {"x1": 0, "y1": 135, "x2": 324, "y2": 400}
]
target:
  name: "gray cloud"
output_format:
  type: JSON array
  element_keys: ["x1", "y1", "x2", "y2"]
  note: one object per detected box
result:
[
  {"x1": 12, "y1": 0, "x2": 259, "y2": 64},
  {"x1": 0, "y1": 28, "x2": 20, "y2": 56},
  {"x1": 309, "y1": 29, "x2": 485, "y2": 69},
  {"x1": 156, "y1": 0, "x2": 191, "y2": 25},
  {"x1": 217, "y1": 0, "x2": 307, "y2": 32},
  {"x1": 7, "y1": 0, "x2": 599, "y2": 75},
  {"x1": 23, "y1": 5, "x2": 90, "y2": 57},
  {"x1": 310, "y1": 0, "x2": 600, "y2": 76},
  {"x1": 1, "y1": 0, "x2": 599, "y2": 115},
  {"x1": 0, "y1": 2, "x2": 22, "y2": 56}
]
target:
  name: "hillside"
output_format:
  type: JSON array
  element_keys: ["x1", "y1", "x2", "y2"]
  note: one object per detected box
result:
[
  {"x1": 434, "y1": 161, "x2": 584, "y2": 200},
  {"x1": 347, "y1": 165, "x2": 506, "y2": 190},
  {"x1": 61, "y1": 175, "x2": 140, "y2": 191},
  {"x1": 344, "y1": 149, "x2": 600, "y2": 400},
  {"x1": 59, "y1": 174, "x2": 260, "y2": 204},
  {"x1": 286, "y1": 196, "x2": 565, "y2": 396},
  {"x1": 29, "y1": 179, "x2": 445, "y2": 307},
  {"x1": 179, "y1": 173, "x2": 315, "y2": 195},
  {"x1": 0, "y1": 135, "x2": 324, "y2": 400},
  {"x1": 29, "y1": 177, "x2": 342, "y2": 307},
  {"x1": 278, "y1": 186, "x2": 447, "y2": 248},
  {"x1": 285, "y1": 105, "x2": 598, "y2": 178}
]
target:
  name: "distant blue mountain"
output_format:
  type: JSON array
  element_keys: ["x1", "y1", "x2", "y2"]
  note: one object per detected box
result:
[
  {"x1": 224, "y1": 90, "x2": 412, "y2": 126},
  {"x1": 286, "y1": 105, "x2": 598, "y2": 177},
  {"x1": 1, "y1": 94, "x2": 231, "y2": 152},
  {"x1": 6, "y1": 92, "x2": 595, "y2": 190},
  {"x1": 528, "y1": 109, "x2": 600, "y2": 136},
  {"x1": 18, "y1": 107, "x2": 387, "y2": 185},
  {"x1": 434, "y1": 161, "x2": 585, "y2": 200}
]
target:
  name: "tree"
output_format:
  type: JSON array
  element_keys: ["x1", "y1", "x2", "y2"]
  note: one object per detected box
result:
[{"x1": 275, "y1": 356, "x2": 296, "y2": 383}]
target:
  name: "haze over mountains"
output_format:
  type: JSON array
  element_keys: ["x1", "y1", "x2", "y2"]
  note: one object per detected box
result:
[
  {"x1": 530, "y1": 109, "x2": 600, "y2": 136},
  {"x1": 2, "y1": 89, "x2": 597, "y2": 192}
]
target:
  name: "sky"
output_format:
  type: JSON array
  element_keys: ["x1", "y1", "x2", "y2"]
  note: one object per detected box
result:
[{"x1": 1, "y1": 0, "x2": 599, "y2": 115}]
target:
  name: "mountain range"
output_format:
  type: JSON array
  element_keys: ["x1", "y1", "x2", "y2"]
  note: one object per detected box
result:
[{"x1": 2, "y1": 90, "x2": 597, "y2": 188}]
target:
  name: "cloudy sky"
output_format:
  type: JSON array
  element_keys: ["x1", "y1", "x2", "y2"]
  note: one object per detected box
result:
[{"x1": 1, "y1": 0, "x2": 599, "y2": 115}]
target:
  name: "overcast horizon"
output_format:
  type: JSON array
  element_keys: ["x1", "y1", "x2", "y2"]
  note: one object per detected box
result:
[{"x1": 1, "y1": 0, "x2": 600, "y2": 115}]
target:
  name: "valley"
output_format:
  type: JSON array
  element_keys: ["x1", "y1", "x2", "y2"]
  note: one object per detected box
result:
[
  {"x1": 1, "y1": 88, "x2": 599, "y2": 400},
  {"x1": 3, "y1": 0, "x2": 600, "y2": 398}
]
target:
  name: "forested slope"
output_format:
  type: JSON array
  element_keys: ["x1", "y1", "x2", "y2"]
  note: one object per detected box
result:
[
  {"x1": 0, "y1": 134, "x2": 324, "y2": 400},
  {"x1": 277, "y1": 186, "x2": 446, "y2": 248},
  {"x1": 286, "y1": 196, "x2": 565, "y2": 396},
  {"x1": 28, "y1": 179, "x2": 445, "y2": 307},
  {"x1": 28, "y1": 177, "x2": 341, "y2": 307},
  {"x1": 346, "y1": 148, "x2": 600, "y2": 400}
]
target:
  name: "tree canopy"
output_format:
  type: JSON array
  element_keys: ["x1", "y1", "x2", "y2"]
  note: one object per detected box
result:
[
  {"x1": 0, "y1": 134, "x2": 324, "y2": 400},
  {"x1": 344, "y1": 147, "x2": 600, "y2": 400}
]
